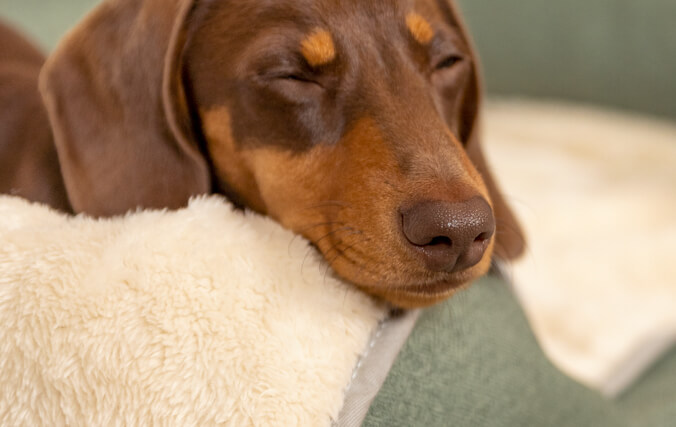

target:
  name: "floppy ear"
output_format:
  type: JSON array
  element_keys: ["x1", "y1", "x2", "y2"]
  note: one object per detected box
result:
[
  {"x1": 39, "y1": 0, "x2": 210, "y2": 216},
  {"x1": 438, "y1": 0, "x2": 525, "y2": 260}
]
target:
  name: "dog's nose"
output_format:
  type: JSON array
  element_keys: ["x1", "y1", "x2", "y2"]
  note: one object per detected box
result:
[{"x1": 401, "y1": 198, "x2": 495, "y2": 273}]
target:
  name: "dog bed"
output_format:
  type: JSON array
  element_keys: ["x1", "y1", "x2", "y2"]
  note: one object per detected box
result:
[{"x1": 2, "y1": 101, "x2": 675, "y2": 426}]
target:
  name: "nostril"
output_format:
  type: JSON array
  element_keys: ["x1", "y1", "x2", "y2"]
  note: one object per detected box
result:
[
  {"x1": 428, "y1": 236, "x2": 453, "y2": 247},
  {"x1": 474, "y1": 232, "x2": 490, "y2": 244}
]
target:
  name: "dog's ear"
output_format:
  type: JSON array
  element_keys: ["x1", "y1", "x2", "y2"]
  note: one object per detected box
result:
[
  {"x1": 439, "y1": 0, "x2": 525, "y2": 260},
  {"x1": 39, "y1": 0, "x2": 210, "y2": 216}
]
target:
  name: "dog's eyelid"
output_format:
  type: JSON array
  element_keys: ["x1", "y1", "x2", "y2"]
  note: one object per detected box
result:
[
  {"x1": 433, "y1": 54, "x2": 464, "y2": 71},
  {"x1": 277, "y1": 74, "x2": 324, "y2": 88},
  {"x1": 428, "y1": 39, "x2": 465, "y2": 72},
  {"x1": 254, "y1": 68, "x2": 326, "y2": 96},
  {"x1": 430, "y1": 27, "x2": 468, "y2": 53},
  {"x1": 249, "y1": 49, "x2": 304, "y2": 70},
  {"x1": 251, "y1": 51, "x2": 323, "y2": 75},
  {"x1": 256, "y1": 66, "x2": 323, "y2": 86},
  {"x1": 254, "y1": 54, "x2": 341, "y2": 90}
]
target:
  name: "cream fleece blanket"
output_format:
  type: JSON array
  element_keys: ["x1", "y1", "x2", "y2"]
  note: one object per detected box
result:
[
  {"x1": 0, "y1": 196, "x2": 386, "y2": 426},
  {"x1": 484, "y1": 100, "x2": 676, "y2": 395}
]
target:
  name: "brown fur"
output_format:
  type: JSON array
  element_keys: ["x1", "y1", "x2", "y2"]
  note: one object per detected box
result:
[
  {"x1": 0, "y1": 0, "x2": 524, "y2": 308},
  {"x1": 0, "y1": 21, "x2": 69, "y2": 211}
]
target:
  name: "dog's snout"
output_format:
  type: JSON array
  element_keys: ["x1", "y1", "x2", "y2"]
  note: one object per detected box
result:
[{"x1": 401, "y1": 197, "x2": 495, "y2": 273}]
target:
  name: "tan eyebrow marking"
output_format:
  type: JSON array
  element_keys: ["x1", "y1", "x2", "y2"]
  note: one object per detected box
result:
[
  {"x1": 300, "y1": 28, "x2": 336, "y2": 67},
  {"x1": 406, "y1": 12, "x2": 434, "y2": 45}
]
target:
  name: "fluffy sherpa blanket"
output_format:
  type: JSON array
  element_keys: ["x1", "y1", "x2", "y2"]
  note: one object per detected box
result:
[
  {"x1": 484, "y1": 100, "x2": 676, "y2": 395},
  {"x1": 0, "y1": 196, "x2": 386, "y2": 426}
]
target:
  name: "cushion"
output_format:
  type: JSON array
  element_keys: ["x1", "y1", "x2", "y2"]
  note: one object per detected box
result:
[
  {"x1": 362, "y1": 276, "x2": 630, "y2": 427},
  {"x1": 0, "y1": 195, "x2": 386, "y2": 425}
]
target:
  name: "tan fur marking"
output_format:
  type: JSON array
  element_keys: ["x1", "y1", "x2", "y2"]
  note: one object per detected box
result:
[
  {"x1": 201, "y1": 107, "x2": 267, "y2": 213},
  {"x1": 406, "y1": 12, "x2": 434, "y2": 45},
  {"x1": 240, "y1": 119, "x2": 492, "y2": 308},
  {"x1": 300, "y1": 29, "x2": 336, "y2": 67},
  {"x1": 201, "y1": 112, "x2": 492, "y2": 309}
]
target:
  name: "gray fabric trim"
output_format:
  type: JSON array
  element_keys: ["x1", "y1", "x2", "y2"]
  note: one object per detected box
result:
[
  {"x1": 335, "y1": 268, "x2": 505, "y2": 426},
  {"x1": 334, "y1": 308, "x2": 421, "y2": 427}
]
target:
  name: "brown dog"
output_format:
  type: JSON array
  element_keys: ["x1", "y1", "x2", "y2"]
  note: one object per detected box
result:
[
  {"x1": 0, "y1": 0, "x2": 523, "y2": 308},
  {"x1": 0, "y1": 21, "x2": 69, "y2": 211}
]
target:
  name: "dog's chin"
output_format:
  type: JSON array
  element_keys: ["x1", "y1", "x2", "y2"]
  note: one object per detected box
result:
[
  {"x1": 333, "y1": 259, "x2": 491, "y2": 309},
  {"x1": 362, "y1": 275, "x2": 475, "y2": 309},
  {"x1": 298, "y1": 218, "x2": 496, "y2": 308},
  {"x1": 315, "y1": 240, "x2": 495, "y2": 308}
]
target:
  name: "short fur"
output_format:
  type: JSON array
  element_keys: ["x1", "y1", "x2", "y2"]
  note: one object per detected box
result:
[{"x1": 0, "y1": 0, "x2": 524, "y2": 307}]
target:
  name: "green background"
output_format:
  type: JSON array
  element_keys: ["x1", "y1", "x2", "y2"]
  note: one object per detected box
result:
[
  {"x1": 457, "y1": 0, "x2": 676, "y2": 120},
  {"x1": 1, "y1": 0, "x2": 675, "y2": 119}
]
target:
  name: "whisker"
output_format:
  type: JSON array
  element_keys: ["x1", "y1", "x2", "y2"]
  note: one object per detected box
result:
[
  {"x1": 320, "y1": 230, "x2": 364, "y2": 259},
  {"x1": 306, "y1": 226, "x2": 359, "y2": 281},
  {"x1": 323, "y1": 242, "x2": 368, "y2": 288},
  {"x1": 287, "y1": 221, "x2": 345, "y2": 256},
  {"x1": 299, "y1": 225, "x2": 359, "y2": 281},
  {"x1": 313, "y1": 226, "x2": 359, "y2": 247},
  {"x1": 324, "y1": 236, "x2": 375, "y2": 279},
  {"x1": 339, "y1": 249, "x2": 380, "y2": 308},
  {"x1": 296, "y1": 221, "x2": 346, "y2": 235}
]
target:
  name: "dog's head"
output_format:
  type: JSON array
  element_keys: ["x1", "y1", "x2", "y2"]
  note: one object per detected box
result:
[{"x1": 40, "y1": 0, "x2": 524, "y2": 308}]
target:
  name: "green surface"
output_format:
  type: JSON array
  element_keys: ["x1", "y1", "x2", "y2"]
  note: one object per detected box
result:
[
  {"x1": 617, "y1": 347, "x2": 676, "y2": 427},
  {"x1": 0, "y1": 0, "x2": 99, "y2": 50},
  {"x1": 363, "y1": 276, "x2": 630, "y2": 426},
  {"x1": 456, "y1": 0, "x2": 676, "y2": 120},
  {"x1": 1, "y1": 0, "x2": 675, "y2": 119}
]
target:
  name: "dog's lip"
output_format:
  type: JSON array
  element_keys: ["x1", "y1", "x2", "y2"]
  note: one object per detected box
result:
[
  {"x1": 361, "y1": 274, "x2": 469, "y2": 298},
  {"x1": 397, "y1": 277, "x2": 466, "y2": 296}
]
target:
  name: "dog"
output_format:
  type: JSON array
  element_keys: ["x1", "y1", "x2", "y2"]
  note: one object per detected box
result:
[{"x1": 0, "y1": 0, "x2": 523, "y2": 308}]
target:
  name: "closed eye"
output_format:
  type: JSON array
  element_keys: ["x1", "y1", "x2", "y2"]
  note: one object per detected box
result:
[
  {"x1": 434, "y1": 55, "x2": 462, "y2": 71},
  {"x1": 262, "y1": 71, "x2": 325, "y2": 102},
  {"x1": 277, "y1": 74, "x2": 321, "y2": 85},
  {"x1": 261, "y1": 68, "x2": 324, "y2": 88}
]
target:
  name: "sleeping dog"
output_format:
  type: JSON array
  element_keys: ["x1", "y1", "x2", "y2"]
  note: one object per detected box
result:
[{"x1": 0, "y1": 0, "x2": 523, "y2": 308}]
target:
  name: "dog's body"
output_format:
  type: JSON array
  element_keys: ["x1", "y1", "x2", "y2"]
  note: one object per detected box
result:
[{"x1": 0, "y1": 0, "x2": 523, "y2": 307}]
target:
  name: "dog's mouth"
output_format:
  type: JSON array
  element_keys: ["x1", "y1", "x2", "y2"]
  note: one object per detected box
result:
[
  {"x1": 311, "y1": 233, "x2": 488, "y2": 308},
  {"x1": 398, "y1": 277, "x2": 469, "y2": 295},
  {"x1": 355, "y1": 274, "x2": 476, "y2": 309},
  {"x1": 375, "y1": 265, "x2": 476, "y2": 291},
  {"x1": 297, "y1": 208, "x2": 494, "y2": 308}
]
